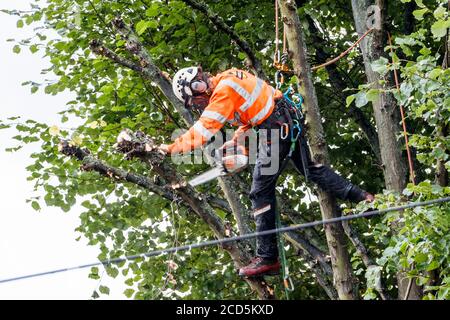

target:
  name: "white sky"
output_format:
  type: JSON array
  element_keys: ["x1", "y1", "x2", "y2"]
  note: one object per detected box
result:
[{"x1": 0, "y1": 0, "x2": 127, "y2": 299}]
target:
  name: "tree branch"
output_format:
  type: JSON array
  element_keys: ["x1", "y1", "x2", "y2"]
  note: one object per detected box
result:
[
  {"x1": 90, "y1": 39, "x2": 143, "y2": 73},
  {"x1": 58, "y1": 137, "x2": 274, "y2": 300},
  {"x1": 284, "y1": 231, "x2": 332, "y2": 277},
  {"x1": 306, "y1": 17, "x2": 382, "y2": 164},
  {"x1": 341, "y1": 219, "x2": 391, "y2": 300},
  {"x1": 297, "y1": 248, "x2": 339, "y2": 299}
]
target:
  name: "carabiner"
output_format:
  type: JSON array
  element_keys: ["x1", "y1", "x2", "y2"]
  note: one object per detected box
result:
[
  {"x1": 280, "y1": 123, "x2": 289, "y2": 140},
  {"x1": 291, "y1": 119, "x2": 301, "y2": 142},
  {"x1": 283, "y1": 276, "x2": 295, "y2": 292},
  {"x1": 274, "y1": 71, "x2": 282, "y2": 89}
]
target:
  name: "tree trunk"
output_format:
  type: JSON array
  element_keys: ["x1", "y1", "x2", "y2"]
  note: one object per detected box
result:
[
  {"x1": 351, "y1": 0, "x2": 421, "y2": 300},
  {"x1": 279, "y1": 0, "x2": 357, "y2": 300},
  {"x1": 435, "y1": 125, "x2": 449, "y2": 187}
]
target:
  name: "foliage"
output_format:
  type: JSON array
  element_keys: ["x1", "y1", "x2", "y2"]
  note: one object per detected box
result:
[
  {"x1": 1, "y1": 0, "x2": 449, "y2": 299},
  {"x1": 361, "y1": 183, "x2": 450, "y2": 300},
  {"x1": 349, "y1": 0, "x2": 450, "y2": 300}
]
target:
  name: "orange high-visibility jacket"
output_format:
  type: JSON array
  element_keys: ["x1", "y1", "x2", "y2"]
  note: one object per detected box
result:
[{"x1": 167, "y1": 68, "x2": 283, "y2": 154}]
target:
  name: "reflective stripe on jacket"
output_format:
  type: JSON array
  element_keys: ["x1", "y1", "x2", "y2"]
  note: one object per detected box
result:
[{"x1": 167, "y1": 69, "x2": 283, "y2": 154}]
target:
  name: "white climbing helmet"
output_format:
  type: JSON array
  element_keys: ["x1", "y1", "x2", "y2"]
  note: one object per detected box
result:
[{"x1": 172, "y1": 66, "x2": 199, "y2": 102}]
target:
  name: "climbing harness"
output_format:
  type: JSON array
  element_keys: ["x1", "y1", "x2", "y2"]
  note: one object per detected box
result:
[{"x1": 263, "y1": 88, "x2": 306, "y2": 299}]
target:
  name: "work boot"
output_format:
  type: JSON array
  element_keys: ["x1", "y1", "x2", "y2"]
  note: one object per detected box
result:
[{"x1": 238, "y1": 257, "x2": 280, "y2": 277}]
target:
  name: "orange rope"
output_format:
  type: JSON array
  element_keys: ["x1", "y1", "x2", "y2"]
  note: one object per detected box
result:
[
  {"x1": 311, "y1": 28, "x2": 374, "y2": 71},
  {"x1": 388, "y1": 32, "x2": 416, "y2": 185}
]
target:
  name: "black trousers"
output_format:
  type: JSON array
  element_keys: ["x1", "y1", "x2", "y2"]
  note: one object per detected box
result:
[{"x1": 249, "y1": 100, "x2": 366, "y2": 260}]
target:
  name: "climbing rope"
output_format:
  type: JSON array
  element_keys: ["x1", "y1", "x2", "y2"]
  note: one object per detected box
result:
[
  {"x1": 388, "y1": 32, "x2": 416, "y2": 185},
  {"x1": 276, "y1": 210, "x2": 294, "y2": 299}
]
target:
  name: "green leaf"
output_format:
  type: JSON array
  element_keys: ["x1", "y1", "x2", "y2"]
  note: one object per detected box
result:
[
  {"x1": 427, "y1": 260, "x2": 441, "y2": 271},
  {"x1": 433, "y1": 6, "x2": 446, "y2": 19},
  {"x1": 431, "y1": 20, "x2": 450, "y2": 38},
  {"x1": 366, "y1": 89, "x2": 379, "y2": 102},
  {"x1": 145, "y1": 5, "x2": 159, "y2": 17},
  {"x1": 99, "y1": 285, "x2": 110, "y2": 295},
  {"x1": 136, "y1": 20, "x2": 149, "y2": 35},
  {"x1": 17, "y1": 20, "x2": 24, "y2": 28},
  {"x1": 106, "y1": 266, "x2": 119, "y2": 278},
  {"x1": 414, "y1": 252, "x2": 428, "y2": 264},
  {"x1": 13, "y1": 45, "x2": 21, "y2": 54},
  {"x1": 371, "y1": 57, "x2": 389, "y2": 75},
  {"x1": 29, "y1": 44, "x2": 38, "y2": 54},
  {"x1": 413, "y1": 8, "x2": 428, "y2": 20},
  {"x1": 419, "y1": 47, "x2": 432, "y2": 56},
  {"x1": 355, "y1": 91, "x2": 368, "y2": 108},
  {"x1": 31, "y1": 201, "x2": 41, "y2": 211},
  {"x1": 346, "y1": 95, "x2": 356, "y2": 107},
  {"x1": 415, "y1": 0, "x2": 426, "y2": 8},
  {"x1": 428, "y1": 68, "x2": 441, "y2": 80},
  {"x1": 124, "y1": 288, "x2": 135, "y2": 298},
  {"x1": 89, "y1": 267, "x2": 100, "y2": 280}
]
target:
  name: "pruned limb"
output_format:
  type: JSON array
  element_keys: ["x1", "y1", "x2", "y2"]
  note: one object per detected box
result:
[
  {"x1": 58, "y1": 140, "x2": 174, "y2": 200},
  {"x1": 181, "y1": 0, "x2": 266, "y2": 80}
]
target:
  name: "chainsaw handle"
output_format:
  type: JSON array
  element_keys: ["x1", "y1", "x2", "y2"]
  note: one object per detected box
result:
[
  {"x1": 215, "y1": 141, "x2": 249, "y2": 173},
  {"x1": 218, "y1": 141, "x2": 248, "y2": 158}
]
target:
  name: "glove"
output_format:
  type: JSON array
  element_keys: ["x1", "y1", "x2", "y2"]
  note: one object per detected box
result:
[
  {"x1": 363, "y1": 192, "x2": 375, "y2": 203},
  {"x1": 219, "y1": 140, "x2": 237, "y2": 151},
  {"x1": 157, "y1": 144, "x2": 170, "y2": 155}
]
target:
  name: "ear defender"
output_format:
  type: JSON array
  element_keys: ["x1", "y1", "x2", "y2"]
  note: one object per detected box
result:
[{"x1": 190, "y1": 80, "x2": 208, "y2": 94}]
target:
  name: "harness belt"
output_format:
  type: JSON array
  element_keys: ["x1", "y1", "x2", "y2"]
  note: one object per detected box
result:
[{"x1": 257, "y1": 97, "x2": 309, "y2": 181}]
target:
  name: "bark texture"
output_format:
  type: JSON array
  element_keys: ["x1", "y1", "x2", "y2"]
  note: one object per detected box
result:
[{"x1": 279, "y1": 0, "x2": 357, "y2": 300}]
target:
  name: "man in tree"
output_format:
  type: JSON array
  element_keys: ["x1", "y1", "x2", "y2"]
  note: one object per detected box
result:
[{"x1": 158, "y1": 66, "x2": 374, "y2": 277}]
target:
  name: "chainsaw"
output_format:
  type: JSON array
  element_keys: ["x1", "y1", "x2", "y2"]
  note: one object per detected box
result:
[{"x1": 188, "y1": 144, "x2": 249, "y2": 187}]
